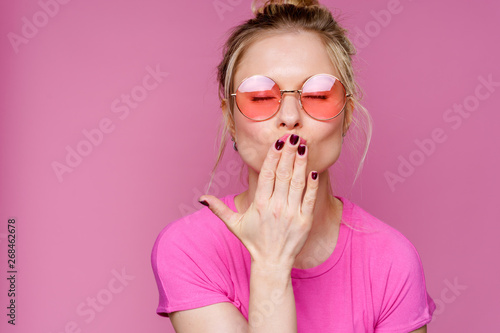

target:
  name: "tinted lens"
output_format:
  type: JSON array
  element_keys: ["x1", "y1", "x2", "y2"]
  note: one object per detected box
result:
[
  {"x1": 301, "y1": 74, "x2": 347, "y2": 120},
  {"x1": 235, "y1": 76, "x2": 280, "y2": 120}
]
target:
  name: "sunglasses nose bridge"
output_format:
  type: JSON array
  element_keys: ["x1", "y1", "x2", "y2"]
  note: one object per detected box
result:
[
  {"x1": 280, "y1": 89, "x2": 301, "y2": 97},
  {"x1": 277, "y1": 89, "x2": 304, "y2": 116},
  {"x1": 279, "y1": 89, "x2": 302, "y2": 105}
]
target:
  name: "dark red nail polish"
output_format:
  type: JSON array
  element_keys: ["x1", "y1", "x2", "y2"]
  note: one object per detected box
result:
[
  {"x1": 311, "y1": 171, "x2": 318, "y2": 180},
  {"x1": 298, "y1": 144, "x2": 306, "y2": 156},
  {"x1": 199, "y1": 200, "x2": 209, "y2": 207},
  {"x1": 275, "y1": 139, "x2": 284, "y2": 150},
  {"x1": 290, "y1": 134, "x2": 299, "y2": 145}
]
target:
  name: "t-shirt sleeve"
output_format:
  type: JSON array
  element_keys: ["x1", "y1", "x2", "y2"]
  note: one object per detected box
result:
[
  {"x1": 374, "y1": 231, "x2": 436, "y2": 332},
  {"x1": 151, "y1": 218, "x2": 233, "y2": 317}
]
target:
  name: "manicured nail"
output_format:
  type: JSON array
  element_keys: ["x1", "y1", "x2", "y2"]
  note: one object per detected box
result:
[
  {"x1": 199, "y1": 200, "x2": 209, "y2": 207},
  {"x1": 290, "y1": 134, "x2": 299, "y2": 145},
  {"x1": 311, "y1": 171, "x2": 318, "y2": 180},
  {"x1": 275, "y1": 139, "x2": 284, "y2": 150},
  {"x1": 298, "y1": 144, "x2": 306, "y2": 156}
]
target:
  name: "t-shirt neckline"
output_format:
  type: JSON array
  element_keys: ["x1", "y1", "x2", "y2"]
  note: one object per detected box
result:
[{"x1": 227, "y1": 193, "x2": 351, "y2": 279}]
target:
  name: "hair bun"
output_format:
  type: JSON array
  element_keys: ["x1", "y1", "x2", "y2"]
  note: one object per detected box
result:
[{"x1": 251, "y1": 0, "x2": 320, "y2": 16}]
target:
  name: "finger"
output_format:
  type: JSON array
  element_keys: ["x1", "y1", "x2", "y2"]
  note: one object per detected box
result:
[
  {"x1": 301, "y1": 171, "x2": 319, "y2": 217},
  {"x1": 254, "y1": 138, "x2": 284, "y2": 204},
  {"x1": 288, "y1": 144, "x2": 308, "y2": 209},
  {"x1": 273, "y1": 134, "x2": 300, "y2": 203},
  {"x1": 198, "y1": 195, "x2": 242, "y2": 232}
]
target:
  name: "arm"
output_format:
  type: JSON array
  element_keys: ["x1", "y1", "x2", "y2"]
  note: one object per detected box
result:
[
  {"x1": 169, "y1": 303, "x2": 248, "y2": 333},
  {"x1": 373, "y1": 229, "x2": 435, "y2": 332},
  {"x1": 410, "y1": 325, "x2": 427, "y2": 333},
  {"x1": 171, "y1": 136, "x2": 316, "y2": 332},
  {"x1": 169, "y1": 262, "x2": 297, "y2": 333},
  {"x1": 247, "y1": 262, "x2": 297, "y2": 332}
]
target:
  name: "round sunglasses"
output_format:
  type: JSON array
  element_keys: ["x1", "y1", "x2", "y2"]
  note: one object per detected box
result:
[{"x1": 230, "y1": 73, "x2": 351, "y2": 121}]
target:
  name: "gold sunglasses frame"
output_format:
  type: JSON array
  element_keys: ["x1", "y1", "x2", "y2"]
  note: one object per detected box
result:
[{"x1": 230, "y1": 73, "x2": 352, "y2": 121}]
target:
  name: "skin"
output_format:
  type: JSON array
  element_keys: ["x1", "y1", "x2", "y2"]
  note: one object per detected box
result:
[
  {"x1": 203, "y1": 30, "x2": 351, "y2": 269},
  {"x1": 192, "y1": 30, "x2": 427, "y2": 333}
]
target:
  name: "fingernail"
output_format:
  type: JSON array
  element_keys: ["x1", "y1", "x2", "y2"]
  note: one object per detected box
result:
[
  {"x1": 199, "y1": 200, "x2": 209, "y2": 207},
  {"x1": 290, "y1": 134, "x2": 299, "y2": 145},
  {"x1": 311, "y1": 171, "x2": 318, "y2": 180},
  {"x1": 275, "y1": 139, "x2": 284, "y2": 150},
  {"x1": 298, "y1": 144, "x2": 306, "y2": 156}
]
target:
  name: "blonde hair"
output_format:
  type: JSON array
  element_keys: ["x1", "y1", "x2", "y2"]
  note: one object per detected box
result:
[{"x1": 207, "y1": 0, "x2": 373, "y2": 197}]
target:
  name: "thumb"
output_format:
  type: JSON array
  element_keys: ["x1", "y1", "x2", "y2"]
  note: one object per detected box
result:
[{"x1": 198, "y1": 195, "x2": 241, "y2": 230}]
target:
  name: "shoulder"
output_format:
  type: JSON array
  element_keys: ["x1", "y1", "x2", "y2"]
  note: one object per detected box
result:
[
  {"x1": 341, "y1": 198, "x2": 435, "y2": 329},
  {"x1": 343, "y1": 199, "x2": 435, "y2": 329},
  {"x1": 342, "y1": 197, "x2": 422, "y2": 263},
  {"x1": 151, "y1": 193, "x2": 238, "y2": 268},
  {"x1": 340, "y1": 197, "x2": 427, "y2": 286},
  {"x1": 150, "y1": 193, "x2": 242, "y2": 316}
]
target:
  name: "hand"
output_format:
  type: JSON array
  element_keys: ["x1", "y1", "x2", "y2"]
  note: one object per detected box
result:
[{"x1": 199, "y1": 134, "x2": 319, "y2": 270}]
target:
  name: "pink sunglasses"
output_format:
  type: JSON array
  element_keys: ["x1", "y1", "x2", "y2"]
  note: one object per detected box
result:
[{"x1": 230, "y1": 73, "x2": 351, "y2": 121}]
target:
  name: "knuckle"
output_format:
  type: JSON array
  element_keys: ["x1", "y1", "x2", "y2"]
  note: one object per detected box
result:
[
  {"x1": 302, "y1": 195, "x2": 316, "y2": 210},
  {"x1": 269, "y1": 150, "x2": 281, "y2": 161},
  {"x1": 209, "y1": 204, "x2": 221, "y2": 216},
  {"x1": 272, "y1": 201, "x2": 284, "y2": 219},
  {"x1": 295, "y1": 154, "x2": 307, "y2": 164},
  {"x1": 284, "y1": 144, "x2": 297, "y2": 154},
  {"x1": 254, "y1": 198, "x2": 267, "y2": 211},
  {"x1": 266, "y1": 150, "x2": 281, "y2": 164},
  {"x1": 298, "y1": 219, "x2": 312, "y2": 232},
  {"x1": 290, "y1": 177, "x2": 305, "y2": 191},
  {"x1": 260, "y1": 168, "x2": 275, "y2": 181},
  {"x1": 283, "y1": 210, "x2": 295, "y2": 222},
  {"x1": 275, "y1": 168, "x2": 292, "y2": 182}
]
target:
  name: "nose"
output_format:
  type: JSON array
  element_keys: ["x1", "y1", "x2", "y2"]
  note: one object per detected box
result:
[{"x1": 276, "y1": 90, "x2": 302, "y2": 128}]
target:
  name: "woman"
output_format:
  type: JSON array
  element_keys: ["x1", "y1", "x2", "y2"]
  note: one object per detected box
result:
[{"x1": 151, "y1": 0, "x2": 436, "y2": 332}]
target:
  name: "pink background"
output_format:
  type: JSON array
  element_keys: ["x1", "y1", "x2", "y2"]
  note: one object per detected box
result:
[{"x1": 1, "y1": 0, "x2": 499, "y2": 332}]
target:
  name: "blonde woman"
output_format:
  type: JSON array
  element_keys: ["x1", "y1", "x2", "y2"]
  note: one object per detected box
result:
[{"x1": 152, "y1": 1, "x2": 435, "y2": 331}]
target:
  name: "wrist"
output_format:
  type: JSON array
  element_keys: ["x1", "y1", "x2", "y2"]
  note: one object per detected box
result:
[{"x1": 251, "y1": 259, "x2": 293, "y2": 275}]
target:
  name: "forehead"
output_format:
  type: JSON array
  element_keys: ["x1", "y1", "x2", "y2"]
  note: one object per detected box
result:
[{"x1": 233, "y1": 31, "x2": 338, "y2": 89}]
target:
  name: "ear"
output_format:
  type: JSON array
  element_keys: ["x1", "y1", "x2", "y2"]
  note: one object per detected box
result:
[
  {"x1": 221, "y1": 98, "x2": 236, "y2": 138},
  {"x1": 343, "y1": 99, "x2": 354, "y2": 136}
]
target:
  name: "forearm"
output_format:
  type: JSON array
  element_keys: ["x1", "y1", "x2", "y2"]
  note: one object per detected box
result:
[{"x1": 248, "y1": 261, "x2": 297, "y2": 333}]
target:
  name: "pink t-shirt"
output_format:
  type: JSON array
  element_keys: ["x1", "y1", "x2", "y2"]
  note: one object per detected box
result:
[{"x1": 151, "y1": 193, "x2": 436, "y2": 332}]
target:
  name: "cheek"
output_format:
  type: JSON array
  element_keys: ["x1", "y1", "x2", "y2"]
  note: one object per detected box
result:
[
  {"x1": 310, "y1": 135, "x2": 341, "y2": 164},
  {"x1": 236, "y1": 140, "x2": 266, "y2": 174},
  {"x1": 234, "y1": 120, "x2": 275, "y2": 171},
  {"x1": 306, "y1": 120, "x2": 344, "y2": 171}
]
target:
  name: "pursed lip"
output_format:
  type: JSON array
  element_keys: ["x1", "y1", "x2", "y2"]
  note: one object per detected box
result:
[{"x1": 278, "y1": 133, "x2": 307, "y2": 145}]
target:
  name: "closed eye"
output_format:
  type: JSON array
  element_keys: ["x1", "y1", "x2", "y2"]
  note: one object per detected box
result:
[
  {"x1": 251, "y1": 96, "x2": 276, "y2": 101},
  {"x1": 303, "y1": 95, "x2": 328, "y2": 100}
]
